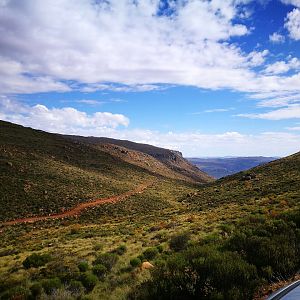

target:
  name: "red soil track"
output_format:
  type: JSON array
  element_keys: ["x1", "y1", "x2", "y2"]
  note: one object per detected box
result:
[{"x1": 2, "y1": 181, "x2": 153, "y2": 226}]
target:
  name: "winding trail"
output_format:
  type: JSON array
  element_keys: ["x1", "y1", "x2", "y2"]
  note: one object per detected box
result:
[{"x1": 2, "y1": 181, "x2": 153, "y2": 226}]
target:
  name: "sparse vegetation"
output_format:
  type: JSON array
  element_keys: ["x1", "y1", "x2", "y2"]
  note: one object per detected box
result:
[
  {"x1": 22, "y1": 252, "x2": 51, "y2": 269},
  {"x1": 0, "y1": 121, "x2": 299, "y2": 299}
]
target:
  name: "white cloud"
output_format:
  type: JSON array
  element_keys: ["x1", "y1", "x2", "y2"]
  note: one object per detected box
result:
[
  {"x1": 237, "y1": 105, "x2": 300, "y2": 120},
  {"x1": 264, "y1": 57, "x2": 300, "y2": 75},
  {"x1": 246, "y1": 50, "x2": 269, "y2": 67},
  {"x1": 79, "y1": 129, "x2": 300, "y2": 157},
  {"x1": 0, "y1": 98, "x2": 129, "y2": 134},
  {"x1": 269, "y1": 32, "x2": 285, "y2": 43},
  {"x1": 287, "y1": 126, "x2": 300, "y2": 130},
  {"x1": 80, "y1": 83, "x2": 167, "y2": 93},
  {"x1": 256, "y1": 94, "x2": 300, "y2": 108},
  {"x1": 281, "y1": 0, "x2": 300, "y2": 7},
  {"x1": 201, "y1": 108, "x2": 234, "y2": 113},
  {"x1": 285, "y1": 8, "x2": 300, "y2": 40},
  {"x1": 1, "y1": 98, "x2": 299, "y2": 157},
  {"x1": 1, "y1": 0, "x2": 297, "y2": 97},
  {"x1": 76, "y1": 99, "x2": 105, "y2": 105}
]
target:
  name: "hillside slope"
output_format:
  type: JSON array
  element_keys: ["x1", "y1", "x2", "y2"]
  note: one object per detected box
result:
[
  {"x1": 0, "y1": 120, "x2": 210, "y2": 222},
  {"x1": 186, "y1": 151, "x2": 300, "y2": 212},
  {"x1": 64, "y1": 135, "x2": 213, "y2": 183}
]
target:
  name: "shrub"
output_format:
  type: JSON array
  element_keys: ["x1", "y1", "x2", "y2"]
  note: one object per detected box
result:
[
  {"x1": 225, "y1": 219, "x2": 300, "y2": 279},
  {"x1": 93, "y1": 253, "x2": 118, "y2": 271},
  {"x1": 92, "y1": 264, "x2": 107, "y2": 279},
  {"x1": 169, "y1": 232, "x2": 190, "y2": 252},
  {"x1": 130, "y1": 257, "x2": 142, "y2": 268},
  {"x1": 143, "y1": 247, "x2": 159, "y2": 260},
  {"x1": 68, "y1": 280, "x2": 85, "y2": 295},
  {"x1": 41, "y1": 277, "x2": 62, "y2": 295},
  {"x1": 1, "y1": 286, "x2": 30, "y2": 300},
  {"x1": 129, "y1": 245, "x2": 258, "y2": 300},
  {"x1": 80, "y1": 273, "x2": 98, "y2": 292},
  {"x1": 30, "y1": 282, "x2": 43, "y2": 298},
  {"x1": 93, "y1": 243, "x2": 103, "y2": 251},
  {"x1": 23, "y1": 252, "x2": 51, "y2": 269},
  {"x1": 113, "y1": 244, "x2": 127, "y2": 255},
  {"x1": 156, "y1": 245, "x2": 164, "y2": 253},
  {"x1": 78, "y1": 261, "x2": 89, "y2": 272}
]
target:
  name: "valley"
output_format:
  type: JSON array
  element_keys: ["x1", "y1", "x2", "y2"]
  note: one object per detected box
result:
[{"x1": 0, "y1": 121, "x2": 299, "y2": 300}]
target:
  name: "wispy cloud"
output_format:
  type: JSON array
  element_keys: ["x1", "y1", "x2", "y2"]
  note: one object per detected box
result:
[
  {"x1": 76, "y1": 99, "x2": 106, "y2": 105},
  {"x1": 190, "y1": 108, "x2": 235, "y2": 115},
  {"x1": 204, "y1": 108, "x2": 235, "y2": 113},
  {"x1": 237, "y1": 105, "x2": 300, "y2": 120}
]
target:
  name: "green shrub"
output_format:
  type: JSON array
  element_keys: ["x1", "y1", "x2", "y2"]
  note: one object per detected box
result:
[
  {"x1": 225, "y1": 219, "x2": 300, "y2": 279},
  {"x1": 130, "y1": 257, "x2": 142, "y2": 268},
  {"x1": 93, "y1": 243, "x2": 103, "y2": 251},
  {"x1": 23, "y1": 252, "x2": 51, "y2": 269},
  {"x1": 113, "y1": 244, "x2": 127, "y2": 255},
  {"x1": 30, "y1": 282, "x2": 43, "y2": 298},
  {"x1": 92, "y1": 264, "x2": 107, "y2": 279},
  {"x1": 78, "y1": 261, "x2": 89, "y2": 272},
  {"x1": 169, "y1": 232, "x2": 190, "y2": 252},
  {"x1": 41, "y1": 277, "x2": 62, "y2": 295},
  {"x1": 143, "y1": 247, "x2": 159, "y2": 260},
  {"x1": 93, "y1": 253, "x2": 118, "y2": 271},
  {"x1": 80, "y1": 273, "x2": 98, "y2": 292},
  {"x1": 68, "y1": 280, "x2": 85, "y2": 295},
  {"x1": 156, "y1": 245, "x2": 164, "y2": 253},
  {"x1": 1, "y1": 286, "x2": 30, "y2": 300},
  {"x1": 129, "y1": 245, "x2": 258, "y2": 300}
]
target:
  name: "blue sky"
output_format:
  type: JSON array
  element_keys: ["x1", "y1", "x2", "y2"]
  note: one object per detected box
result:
[{"x1": 0, "y1": 0, "x2": 300, "y2": 156}]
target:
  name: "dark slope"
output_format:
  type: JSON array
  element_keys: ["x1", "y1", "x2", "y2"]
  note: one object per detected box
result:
[{"x1": 63, "y1": 135, "x2": 213, "y2": 183}]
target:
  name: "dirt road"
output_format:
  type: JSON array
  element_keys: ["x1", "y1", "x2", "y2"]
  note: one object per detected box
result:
[{"x1": 2, "y1": 181, "x2": 152, "y2": 226}]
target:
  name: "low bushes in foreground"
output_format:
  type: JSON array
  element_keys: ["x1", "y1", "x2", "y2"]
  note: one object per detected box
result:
[{"x1": 129, "y1": 213, "x2": 300, "y2": 300}]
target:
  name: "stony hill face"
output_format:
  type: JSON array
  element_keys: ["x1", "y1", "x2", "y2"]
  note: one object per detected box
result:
[{"x1": 63, "y1": 135, "x2": 213, "y2": 184}]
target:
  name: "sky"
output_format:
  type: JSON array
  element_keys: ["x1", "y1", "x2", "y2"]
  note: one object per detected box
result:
[{"x1": 0, "y1": 0, "x2": 300, "y2": 157}]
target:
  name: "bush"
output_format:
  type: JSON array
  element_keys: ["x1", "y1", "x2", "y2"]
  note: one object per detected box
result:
[
  {"x1": 93, "y1": 253, "x2": 118, "y2": 271},
  {"x1": 1, "y1": 286, "x2": 30, "y2": 300},
  {"x1": 78, "y1": 261, "x2": 89, "y2": 272},
  {"x1": 93, "y1": 243, "x2": 103, "y2": 251},
  {"x1": 156, "y1": 245, "x2": 164, "y2": 253},
  {"x1": 92, "y1": 264, "x2": 107, "y2": 279},
  {"x1": 23, "y1": 252, "x2": 51, "y2": 269},
  {"x1": 143, "y1": 247, "x2": 159, "y2": 260},
  {"x1": 225, "y1": 219, "x2": 300, "y2": 279},
  {"x1": 130, "y1": 257, "x2": 142, "y2": 268},
  {"x1": 113, "y1": 244, "x2": 127, "y2": 255},
  {"x1": 68, "y1": 280, "x2": 85, "y2": 295},
  {"x1": 169, "y1": 232, "x2": 190, "y2": 252},
  {"x1": 30, "y1": 282, "x2": 43, "y2": 298},
  {"x1": 80, "y1": 273, "x2": 98, "y2": 292},
  {"x1": 129, "y1": 245, "x2": 258, "y2": 300},
  {"x1": 41, "y1": 277, "x2": 62, "y2": 295}
]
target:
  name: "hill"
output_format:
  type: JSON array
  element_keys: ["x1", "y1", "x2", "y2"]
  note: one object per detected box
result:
[
  {"x1": 0, "y1": 120, "x2": 211, "y2": 222},
  {"x1": 186, "y1": 151, "x2": 300, "y2": 211},
  {"x1": 63, "y1": 135, "x2": 212, "y2": 183},
  {"x1": 187, "y1": 156, "x2": 278, "y2": 178}
]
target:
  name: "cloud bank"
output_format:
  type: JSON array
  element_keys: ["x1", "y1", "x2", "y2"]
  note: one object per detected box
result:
[{"x1": 0, "y1": 97, "x2": 129, "y2": 135}]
